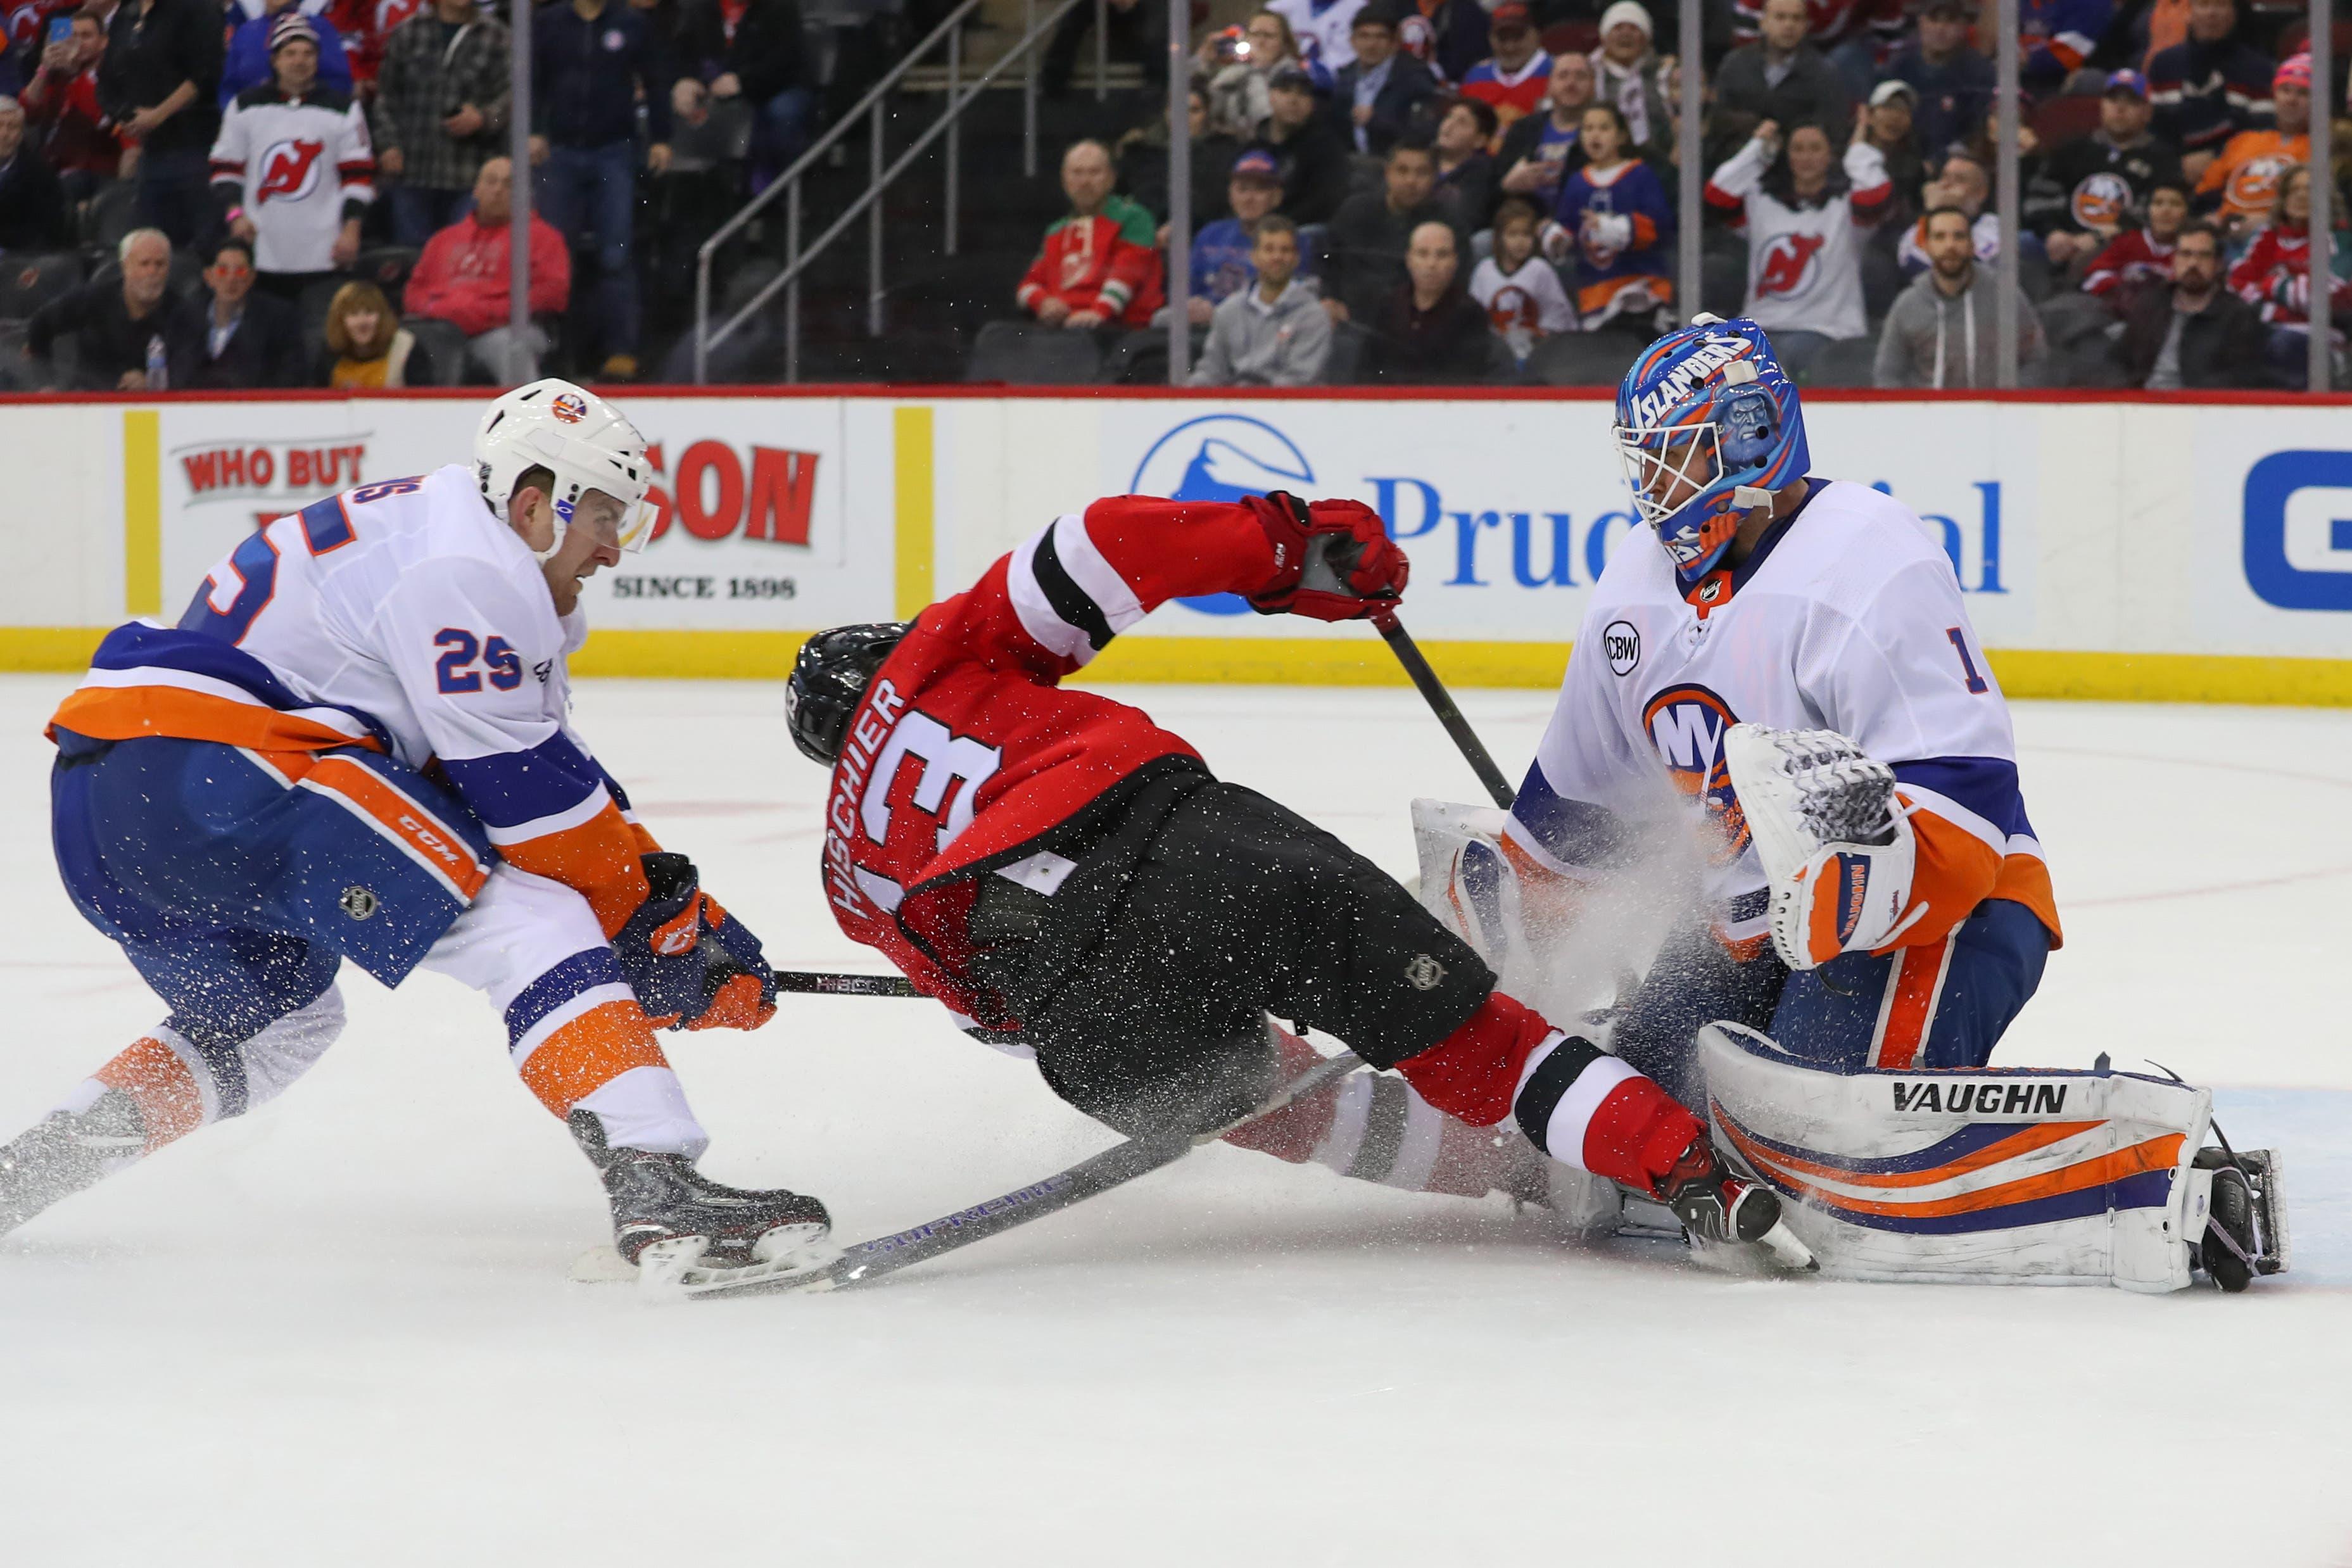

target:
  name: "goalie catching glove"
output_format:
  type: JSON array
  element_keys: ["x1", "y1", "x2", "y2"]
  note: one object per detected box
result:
[
  {"x1": 613, "y1": 853, "x2": 780, "y2": 1030},
  {"x1": 1724, "y1": 723, "x2": 1926, "y2": 971},
  {"x1": 1242, "y1": 492, "x2": 1410, "y2": 621}
]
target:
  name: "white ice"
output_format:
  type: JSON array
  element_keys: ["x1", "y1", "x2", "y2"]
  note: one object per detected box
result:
[{"x1": 1, "y1": 676, "x2": 2346, "y2": 1567}]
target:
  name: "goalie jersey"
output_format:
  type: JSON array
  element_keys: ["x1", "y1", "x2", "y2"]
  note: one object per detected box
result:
[
  {"x1": 49, "y1": 464, "x2": 656, "y2": 934},
  {"x1": 1507, "y1": 478, "x2": 2060, "y2": 958}
]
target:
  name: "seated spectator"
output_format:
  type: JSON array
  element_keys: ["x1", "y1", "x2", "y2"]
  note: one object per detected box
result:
[
  {"x1": 1541, "y1": 102, "x2": 1672, "y2": 332},
  {"x1": 320, "y1": 277, "x2": 433, "y2": 386},
  {"x1": 2028, "y1": 70, "x2": 2183, "y2": 277},
  {"x1": 1431, "y1": 96, "x2": 1494, "y2": 228},
  {"x1": 210, "y1": 14, "x2": 373, "y2": 299},
  {"x1": 1874, "y1": 205, "x2": 2045, "y2": 387},
  {"x1": 2115, "y1": 217, "x2": 2272, "y2": 386},
  {"x1": 2197, "y1": 54, "x2": 2310, "y2": 239},
  {"x1": 220, "y1": 0, "x2": 353, "y2": 106},
  {"x1": 1268, "y1": 0, "x2": 1367, "y2": 80},
  {"x1": 2228, "y1": 165, "x2": 2351, "y2": 377},
  {"x1": 1203, "y1": 11, "x2": 1299, "y2": 141},
  {"x1": 1469, "y1": 194, "x2": 1571, "y2": 362},
  {"x1": 1333, "y1": 3, "x2": 1436, "y2": 156},
  {"x1": 1397, "y1": 0, "x2": 1489, "y2": 88},
  {"x1": 1705, "y1": 117, "x2": 1892, "y2": 369},
  {"x1": 1362, "y1": 217, "x2": 1491, "y2": 381},
  {"x1": 1712, "y1": 0, "x2": 1850, "y2": 158},
  {"x1": 1895, "y1": 148, "x2": 2000, "y2": 274},
  {"x1": 372, "y1": 0, "x2": 510, "y2": 248},
  {"x1": 1458, "y1": 3, "x2": 1549, "y2": 136},
  {"x1": 2082, "y1": 179, "x2": 2189, "y2": 301},
  {"x1": 1016, "y1": 139, "x2": 1163, "y2": 331},
  {"x1": 402, "y1": 156, "x2": 571, "y2": 382},
  {"x1": 1885, "y1": 0, "x2": 1992, "y2": 168},
  {"x1": 2017, "y1": 0, "x2": 2111, "y2": 92},
  {"x1": 20, "y1": 9, "x2": 125, "y2": 202},
  {"x1": 1325, "y1": 136, "x2": 1452, "y2": 322},
  {"x1": 1189, "y1": 214, "x2": 1331, "y2": 385},
  {"x1": 1589, "y1": 1, "x2": 1674, "y2": 156},
  {"x1": 1120, "y1": 83, "x2": 1237, "y2": 231},
  {"x1": 2147, "y1": 0, "x2": 2276, "y2": 182},
  {"x1": 1495, "y1": 49, "x2": 1594, "y2": 206},
  {"x1": 0, "y1": 93, "x2": 68, "y2": 250},
  {"x1": 180, "y1": 234, "x2": 304, "y2": 386},
  {"x1": 23, "y1": 226, "x2": 201, "y2": 388},
  {"x1": 98, "y1": 0, "x2": 227, "y2": 251},
  {"x1": 1858, "y1": 80, "x2": 1925, "y2": 213},
  {"x1": 1246, "y1": 65, "x2": 1351, "y2": 224},
  {"x1": 1179, "y1": 149, "x2": 1288, "y2": 324},
  {"x1": 674, "y1": 0, "x2": 812, "y2": 185},
  {"x1": 1731, "y1": 0, "x2": 1904, "y2": 101}
]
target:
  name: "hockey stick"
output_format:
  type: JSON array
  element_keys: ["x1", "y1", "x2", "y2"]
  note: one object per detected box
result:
[
  {"x1": 1370, "y1": 609, "x2": 1516, "y2": 809},
  {"x1": 654, "y1": 1049, "x2": 1368, "y2": 1300},
  {"x1": 773, "y1": 969, "x2": 920, "y2": 998}
]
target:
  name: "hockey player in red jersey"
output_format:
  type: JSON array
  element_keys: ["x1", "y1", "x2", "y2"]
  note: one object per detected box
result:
[{"x1": 786, "y1": 491, "x2": 1806, "y2": 1265}]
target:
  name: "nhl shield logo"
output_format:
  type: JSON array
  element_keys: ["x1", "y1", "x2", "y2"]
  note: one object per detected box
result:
[
  {"x1": 1404, "y1": 954, "x2": 1446, "y2": 991},
  {"x1": 339, "y1": 885, "x2": 379, "y2": 920}
]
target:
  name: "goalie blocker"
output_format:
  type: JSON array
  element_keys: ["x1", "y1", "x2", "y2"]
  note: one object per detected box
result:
[{"x1": 1699, "y1": 1023, "x2": 2287, "y2": 1293}]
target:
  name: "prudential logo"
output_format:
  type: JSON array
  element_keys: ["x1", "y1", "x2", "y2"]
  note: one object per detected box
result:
[
  {"x1": 2244, "y1": 450, "x2": 2352, "y2": 612},
  {"x1": 1130, "y1": 415, "x2": 1315, "y2": 616}
]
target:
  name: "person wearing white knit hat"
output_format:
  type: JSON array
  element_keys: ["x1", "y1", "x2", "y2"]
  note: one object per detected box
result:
[{"x1": 1590, "y1": 0, "x2": 1670, "y2": 154}]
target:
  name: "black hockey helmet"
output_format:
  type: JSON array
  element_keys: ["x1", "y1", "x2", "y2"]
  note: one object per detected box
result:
[{"x1": 787, "y1": 623, "x2": 909, "y2": 765}]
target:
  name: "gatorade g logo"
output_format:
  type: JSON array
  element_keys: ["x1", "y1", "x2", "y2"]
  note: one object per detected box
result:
[
  {"x1": 2243, "y1": 450, "x2": 2352, "y2": 611},
  {"x1": 256, "y1": 138, "x2": 327, "y2": 203}
]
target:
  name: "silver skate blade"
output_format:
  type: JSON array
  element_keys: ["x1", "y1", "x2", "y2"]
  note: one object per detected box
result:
[
  {"x1": 1758, "y1": 1217, "x2": 1818, "y2": 1272},
  {"x1": 669, "y1": 1232, "x2": 845, "y2": 1299}
]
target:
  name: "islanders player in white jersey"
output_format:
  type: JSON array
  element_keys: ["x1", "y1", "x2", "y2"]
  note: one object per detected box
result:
[
  {"x1": 0, "y1": 381, "x2": 830, "y2": 1277},
  {"x1": 1460, "y1": 315, "x2": 2059, "y2": 1106}
]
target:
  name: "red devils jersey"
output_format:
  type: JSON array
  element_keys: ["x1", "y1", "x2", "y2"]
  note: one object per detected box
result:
[{"x1": 823, "y1": 498, "x2": 1279, "y2": 1023}]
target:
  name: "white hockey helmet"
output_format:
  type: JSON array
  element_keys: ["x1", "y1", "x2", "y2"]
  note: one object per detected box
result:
[{"x1": 474, "y1": 379, "x2": 657, "y2": 560}]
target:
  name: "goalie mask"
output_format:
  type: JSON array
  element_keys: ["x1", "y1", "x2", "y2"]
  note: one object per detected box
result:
[
  {"x1": 1612, "y1": 315, "x2": 1809, "y2": 588},
  {"x1": 787, "y1": 623, "x2": 910, "y2": 765},
  {"x1": 474, "y1": 379, "x2": 657, "y2": 562}
]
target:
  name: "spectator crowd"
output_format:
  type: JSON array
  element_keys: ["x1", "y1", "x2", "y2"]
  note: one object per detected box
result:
[{"x1": 0, "y1": 0, "x2": 2343, "y2": 390}]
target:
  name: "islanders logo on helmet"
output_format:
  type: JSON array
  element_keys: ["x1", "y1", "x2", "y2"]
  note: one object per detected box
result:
[
  {"x1": 1612, "y1": 315, "x2": 1809, "y2": 588},
  {"x1": 550, "y1": 392, "x2": 589, "y2": 425}
]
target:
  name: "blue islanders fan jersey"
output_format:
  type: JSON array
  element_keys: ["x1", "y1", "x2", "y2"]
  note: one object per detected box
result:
[
  {"x1": 1505, "y1": 479, "x2": 2060, "y2": 959},
  {"x1": 51, "y1": 464, "x2": 656, "y2": 934}
]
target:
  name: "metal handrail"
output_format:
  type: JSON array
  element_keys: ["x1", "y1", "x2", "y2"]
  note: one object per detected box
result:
[{"x1": 693, "y1": 0, "x2": 1102, "y2": 383}]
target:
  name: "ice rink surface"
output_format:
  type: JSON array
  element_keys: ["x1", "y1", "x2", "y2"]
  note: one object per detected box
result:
[{"x1": 1, "y1": 674, "x2": 2347, "y2": 1568}]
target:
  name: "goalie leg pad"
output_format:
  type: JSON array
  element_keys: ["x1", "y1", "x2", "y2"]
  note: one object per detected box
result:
[{"x1": 1698, "y1": 1022, "x2": 2223, "y2": 1292}]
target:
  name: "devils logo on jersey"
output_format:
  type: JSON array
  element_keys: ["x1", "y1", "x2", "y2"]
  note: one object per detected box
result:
[
  {"x1": 256, "y1": 139, "x2": 327, "y2": 203},
  {"x1": 1642, "y1": 682, "x2": 1749, "y2": 861},
  {"x1": 1755, "y1": 232, "x2": 1826, "y2": 298},
  {"x1": 2070, "y1": 171, "x2": 2134, "y2": 232}
]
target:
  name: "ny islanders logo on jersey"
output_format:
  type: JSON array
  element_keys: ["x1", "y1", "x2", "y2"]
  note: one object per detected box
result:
[
  {"x1": 1642, "y1": 683, "x2": 1749, "y2": 860},
  {"x1": 2069, "y1": 172, "x2": 2134, "y2": 232},
  {"x1": 256, "y1": 139, "x2": 327, "y2": 203},
  {"x1": 1756, "y1": 232, "x2": 1825, "y2": 299},
  {"x1": 1131, "y1": 415, "x2": 1315, "y2": 617}
]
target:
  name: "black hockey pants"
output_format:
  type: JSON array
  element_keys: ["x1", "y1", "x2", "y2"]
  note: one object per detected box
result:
[{"x1": 970, "y1": 776, "x2": 1494, "y2": 1139}]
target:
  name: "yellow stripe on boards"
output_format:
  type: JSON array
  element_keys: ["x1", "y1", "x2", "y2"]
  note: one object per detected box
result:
[
  {"x1": 122, "y1": 409, "x2": 161, "y2": 617},
  {"x1": 892, "y1": 406, "x2": 935, "y2": 619}
]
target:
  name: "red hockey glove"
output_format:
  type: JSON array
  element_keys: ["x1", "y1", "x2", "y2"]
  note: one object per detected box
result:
[{"x1": 1244, "y1": 493, "x2": 1410, "y2": 622}]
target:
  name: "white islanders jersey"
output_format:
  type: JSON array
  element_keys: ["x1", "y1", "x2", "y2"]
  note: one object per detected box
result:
[{"x1": 1505, "y1": 479, "x2": 2059, "y2": 955}]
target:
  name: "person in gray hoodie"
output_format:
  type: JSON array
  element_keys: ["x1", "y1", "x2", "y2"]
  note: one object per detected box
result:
[
  {"x1": 1875, "y1": 205, "x2": 2047, "y2": 389},
  {"x1": 1190, "y1": 215, "x2": 1332, "y2": 386}
]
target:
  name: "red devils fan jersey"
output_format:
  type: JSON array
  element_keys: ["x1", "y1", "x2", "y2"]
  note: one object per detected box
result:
[
  {"x1": 1704, "y1": 136, "x2": 1892, "y2": 342},
  {"x1": 822, "y1": 498, "x2": 1279, "y2": 1025},
  {"x1": 208, "y1": 84, "x2": 375, "y2": 274}
]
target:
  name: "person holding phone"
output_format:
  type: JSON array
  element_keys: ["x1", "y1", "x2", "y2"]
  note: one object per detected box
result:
[{"x1": 20, "y1": 7, "x2": 126, "y2": 199}]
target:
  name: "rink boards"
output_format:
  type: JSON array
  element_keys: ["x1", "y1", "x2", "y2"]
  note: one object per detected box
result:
[{"x1": 0, "y1": 387, "x2": 2347, "y2": 702}]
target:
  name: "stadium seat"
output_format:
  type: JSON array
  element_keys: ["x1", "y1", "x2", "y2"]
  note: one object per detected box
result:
[
  {"x1": 1801, "y1": 336, "x2": 1880, "y2": 388},
  {"x1": 354, "y1": 247, "x2": 422, "y2": 312},
  {"x1": 1526, "y1": 329, "x2": 1644, "y2": 387},
  {"x1": 400, "y1": 317, "x2": 472, "y2": 386},
  {"x1": 0, "y1": 251, "x2": 85, "y2": 322},
  {"x1": 964, "y1": 319, "x2": 1104, "y2": 384},
  {"x1": 2030, "y1": 95, "x2": 2103, "y2": 148},
  {"x1": 298, "y1": 277, "x2": 346, "y2": 367},
  {"x1": 1320, "y1": 320, "x2": 1369, "y2": 384},
  {"x1": 79, "y1": 181, "x2": 137, "y2": 253}
]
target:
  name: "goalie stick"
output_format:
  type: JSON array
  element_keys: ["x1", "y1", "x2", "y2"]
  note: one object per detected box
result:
[
  {"x1": 637, "y1": 1049, "x2": 1369, "y2": 1300},
  {"x1": 1371, "y1": 609, "x2": 1516, "y2": 810}
]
